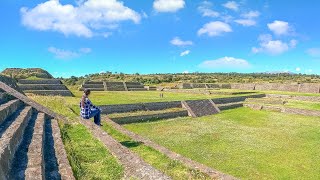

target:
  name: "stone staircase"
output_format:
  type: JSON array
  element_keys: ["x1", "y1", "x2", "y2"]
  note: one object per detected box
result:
[
  {"x1": 0, "y1": 84, "x2": 74, "y2": 179},
  {"x1": 125, "y1": 82, "x2": 148, "y2": 91},
  {"x1": 80, "y1": 81, "x2": 105, "y2": 91},
  {"x1": 182, "y1": 99, "x2": 220, "y2": 117},
  {"x1": 18, "y1": 79, "x2": 73, "y2": 97}
]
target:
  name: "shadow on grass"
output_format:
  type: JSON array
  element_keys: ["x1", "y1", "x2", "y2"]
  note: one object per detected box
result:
[{"x1": 120, "y1": 141, "x2": 143, "y2": 148}]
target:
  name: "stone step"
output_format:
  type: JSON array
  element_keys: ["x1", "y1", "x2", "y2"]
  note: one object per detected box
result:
[
  {"x1": 18, "y1": 79, "x2": 62, "y2": 85},
  {"x1": 127, "y1": 88, "x2": 148, "y2": 91},
  {"x1": 217, "y1": 102, "x2": 244, "y2": 111},
  {"x1": 19, "y1": 84, "x2": 68, "y2": 91},
  {"x1": 84, "y1": 81, "x2": 103, "y2": 85},
  {"x1": 0, "y1": 99, "x2": 23, "y2": 125},
  {"x1": 24, "y1": 90, "x2": 73, "y2": 97},
  {"x1": 182, "y1": 100, "x2": 220, "y2": 117},
  {"x1": 79, "y1": 88, "x2": 105, "y2": 91},
  {"x1": 82, "y1": 84, "x2": 104, "y2": 89},
  {"x1": 0, "y1": 106, "x2": 33, "y2": 179},
  {"x1": 46, "y1": 119, "x2": 74, "y2": 180},
  {"x1": 24, "y1": 113, "x2": 45, "y2": 180}
]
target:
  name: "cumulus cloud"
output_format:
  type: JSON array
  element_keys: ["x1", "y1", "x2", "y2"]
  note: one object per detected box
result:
[
  {"x1": 306, "y1": 48, "x2": 320, "y2": 57},
  {"x1": 267, "y1": 20, "x2": 291, "y2": 35},
  {"x1": 21, "y1": 0, "x2": 141, "y2": 38},
  {"x1": 48, "y1": 47, "x2": 91, "y2": 59},
  {"x1": 199, "y1": 57, "x2": 250, "y2": 69},
  {"x1": 295, "y1": 67, "x2": 301, "y2": 72},
  {"x1": 235, "y1": 11, "x2": 260, "y2": 26},
  {"x1": 198, "y1": 21, "x2": 232, "y2": 37},
  {"x1": 180, "y1": 50, "x2": 190, "y2": 56},
  {"x1": 222, "y1": 1, "x2": 239, "y2": 11},
  {"x1": 252, "y1": 34, "x2": 297, "y2": 55},
  {"x1": 198, "y1": 1, "x2": 219, "y2": 17},
  {"x1": 153, "y1": 0, "x2": 185, "y2": 13},
  {"x1": 170, "y1": 37, "x2": 193, "y2": 46}
]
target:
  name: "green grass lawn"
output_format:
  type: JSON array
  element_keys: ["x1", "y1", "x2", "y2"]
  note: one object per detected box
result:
[
  {"x1": 101, "y1": 121, "x2": 210, "y2": 180},
  {"x1": 284, "y1": 100, "x2": 320, "y2": 111},
  {"x1": 124, "y1": 108, "x2": 320, "y2": 179}
]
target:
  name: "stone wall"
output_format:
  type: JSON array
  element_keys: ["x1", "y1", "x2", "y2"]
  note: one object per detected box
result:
[
  {"x1": 298, "y1": 83, "x2": 320, "y2": 93},
  {"x1": 192, "y1": 83, "x2": 206, "y2": 88},
  {"x1": 19, "y1": 84, "x2": 68, "y2": 91},
  {"x1": 0, "y1": 75, "x2": 24, "y2": 94},
  {"x1": 18, "y1": 79, "x2": 62, "y2": 84},
  {"x1": 111, "y1": 110, "x2": 188, "y2": 124},
  {"x1": 105, "y1": 82, "x2": 126, "y2": 91},
  {"x1": 212, "y1": 94, "x2": 266, "y2": 104},
  {"x1": 100, "y1": 101, "x2": 182, "y2": 114},
  {"x1": 230, "y1": 83, "x2": 255, "y2": 90}
]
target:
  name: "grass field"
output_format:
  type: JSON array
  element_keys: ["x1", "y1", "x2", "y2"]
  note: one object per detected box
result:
[
  {"x1": 284, "y1": 100, "x2": 320, "y2": 111},
  {"x1": 124, "y1": 107, "x2": 320, "y2": 179}
]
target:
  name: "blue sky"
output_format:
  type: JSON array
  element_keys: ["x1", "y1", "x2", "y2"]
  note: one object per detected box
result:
[{"x1": 1, "y1": 0, "x2": 320, "y2": 77}]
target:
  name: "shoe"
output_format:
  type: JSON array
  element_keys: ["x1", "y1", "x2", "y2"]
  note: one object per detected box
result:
[{"x1": 95, "y1": 123, "x2": 103, "y2": 126}]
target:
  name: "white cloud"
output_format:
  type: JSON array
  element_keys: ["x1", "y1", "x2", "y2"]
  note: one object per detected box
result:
[
  {"x1": 180, "y1": 50, "x2": 190, "y2": 56},
  {"x1": 199, "y1": 57, "x2": 250, "y2": 69},
  {"x1": 21, "y1": 0, "x2": 141, "y2": 38},
  {"x1": 234, "y1": 19, "x2": 256, "y2": 26},
  {"x1": 48, "y1": 47, "x2": 91, "y2": 59},
  {"x1": 170, "y1": 37, "x2": 193, "y2": 46},
  {"x1": 235, "y1": 11, "x2": 260, "y2": 26},
  {"x1": 182, "y1": 70, "x2": 189, "y2": 74},
  {"x1": 198, "y1": 21, "x2": 232, "y2": 37},
  {"x1": 241, "y1": 11, "x2": 260, "y2": 19},
  {"x1": 295, "y1": 67, "x2": 301, "y2": 72},
  {"x1": 222, "y1": 1, "x2": 239, "y2": 11},
  {"x1": 252, "y1": 34, "x2": 297, "y2": 55},
  {"x1": 267, "y1": 20, "x2": 290, "y2": 36},
  {"x1": 306, "y1": 48, "x2": 320, "y2": 57},
  {"x1": 198, "y1": 1, "x2": 219, "y2": 17},
  {"x1": 153, "y1": 0, "x2": 185, "y2": 13}
]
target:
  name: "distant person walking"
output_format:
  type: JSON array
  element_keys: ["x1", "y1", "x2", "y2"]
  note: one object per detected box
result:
[{"x1": 80, "y1": 89, "x2": 102, "y2": 126}]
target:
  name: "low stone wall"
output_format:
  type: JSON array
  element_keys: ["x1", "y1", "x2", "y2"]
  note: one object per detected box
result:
[
  {"x1": 212, "y1": 94, "x2": 266, "y2": 104},
  {"x1": 100, "y1": 101, "x2": 182, "y2": 114},
  {"x1": 299, "y1": 83, "x2": 320, "y2": 93},
  {"x1": 163, "y1": 89, "x2": 210, "y2": 95},
  {"x1": 24, "y1": 90, "x2": 73, "y2": 97},
  {"x1": 19, "y1": 84, "x2": 68, "y2": 91},
  {"x1": 111, "y1": 110, "x2": 188, "y2": 124},
  {"x1": 192, "y1": 83, "x2": 206, "y2": 88},
  {"x1": 84, "y1": 81, "x2": 103, "y2": 84},
  {"x1": 18, "y1": 79, "x2": 62, "y2": 84},
  {"x1": 206, "y1": 84, "x2": 220, "y2": 88},
  {"x1": 266, "y1": 94, "x2": 320, "y2": 102},
  {"x1": 82, "y1": 84, "x2": 104, "y2": 88},
  {"x1": 231, "y1": 83, "x2": 256, "y2": 90}
]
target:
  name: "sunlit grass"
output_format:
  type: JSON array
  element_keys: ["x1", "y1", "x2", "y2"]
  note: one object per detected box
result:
[{"x1": 124, "y1": 107, "x2": 320, "y2": 179}]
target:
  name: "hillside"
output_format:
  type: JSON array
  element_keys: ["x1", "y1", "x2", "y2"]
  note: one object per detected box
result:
[
  {"x1": 63, "y1": 72, "x2": 320, "y2": 86},
  {"x1": 1, "y1": 68, "x2": 54, "y2": 79}
]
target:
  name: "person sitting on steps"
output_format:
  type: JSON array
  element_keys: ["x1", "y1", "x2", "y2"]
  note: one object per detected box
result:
[{"x1": 80, "y1": 89, "x2": 102, "y2": 126}]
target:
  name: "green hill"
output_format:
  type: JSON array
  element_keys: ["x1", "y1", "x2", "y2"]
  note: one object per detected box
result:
[{"x1": 1, "y1": 68, "x2": 54, "y2": 79}]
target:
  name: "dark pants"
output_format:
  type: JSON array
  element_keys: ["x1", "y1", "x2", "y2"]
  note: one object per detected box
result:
[{"x1": 88, "y1": 108, "x2": 101, "y2": 125}]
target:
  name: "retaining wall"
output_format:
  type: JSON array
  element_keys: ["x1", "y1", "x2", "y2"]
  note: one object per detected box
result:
[
  {"x1": 18, "y1": 79, "x2": 62, "y2": 84},
  {"x1": 111, "y1": 110, "x2": 189, "y2": 124},
  {"x1": 19, "y1": 84, "x2": 68, "y2": 91},
  {"x1": 100, "y1": 101, "x2": 182, "y2": 114}
]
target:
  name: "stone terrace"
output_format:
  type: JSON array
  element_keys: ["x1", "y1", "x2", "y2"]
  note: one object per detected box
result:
[{"x1": 18, "y1": 79, "x2": 73, "y2": 97}]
